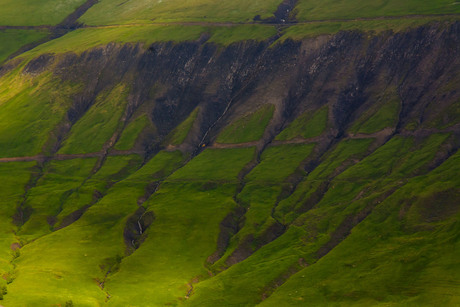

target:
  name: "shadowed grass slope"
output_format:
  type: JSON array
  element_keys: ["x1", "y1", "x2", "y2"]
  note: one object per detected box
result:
[
  {"x1": 59, "y1": 84, "x2": 129, "y2": 154},
  {"x1": 2, "y1": 151, "x2": 184, "y2": 306},
  {"x1": 217, "y1": 105, "x2": 275, "y2": 144},
  {"x1": 0, "y1": 29, "x2": 49, "y2": 64},
  {"x1": 276, "y1": 106, "x2": 328, "y2": 141}
]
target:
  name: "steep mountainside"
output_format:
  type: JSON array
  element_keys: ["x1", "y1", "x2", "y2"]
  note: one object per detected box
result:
[{"x1": 0, "y1": 0, "x2": 459, "y2": 306}]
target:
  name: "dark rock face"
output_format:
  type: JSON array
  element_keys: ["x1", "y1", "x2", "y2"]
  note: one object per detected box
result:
[{"x1": 18, "y1": 22, "x2": 460, "y2": 155}]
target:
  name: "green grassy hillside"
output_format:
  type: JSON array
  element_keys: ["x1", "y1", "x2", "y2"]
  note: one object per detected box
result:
[
  {"x1": 0, "y1": 0, "x2": 459, "y2": 306},
  {"x1": 0, "y1": 0, "x2": 87, "y2": 26},
  {"x1": 0, "y1": 29, "x2": 49, "y2": 64}
]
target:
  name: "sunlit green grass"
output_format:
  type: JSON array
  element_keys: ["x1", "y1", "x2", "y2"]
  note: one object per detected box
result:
[
  {"x1": 0, "y1": 162, "x2": 35, "y2": 290},
  {"x1": 294, "y1": 0, "x2": 460, "y2": 22},
  {"x1": 2, "y1": 151, "x2": 184, "y2": 306},
  {"x1": 55, "y1": 155, "x2": 143, "y2": 227},
  {"x1": 80, "y1": 0, "x2": 281, "y2": 25},
  {"x1": 168, "y1": 148, "x2": 256, "y2": 182},
  {"x1": 105, "y1": 182, "x2": 239, "y2": 305},
  {"x1": 0, "y1": 0, "x2": 86, "y2": 26},
  {"x1": 59, "y1": 84, "x2": 129, "y2": 154},
  {"x1": 0, "y1": 71, "x2": 81, "y2": 157},
  {"x1": 246, "y1": 144, "x2": 315, "y2": 183},
  {"x1": 18, "y1": 24, "x2": 277, "y2": 59},
  {"x1": 261, "y1": 149, "x2": 460, "y2": 306},
  {"x1": 19, "y1": 158, "x2": 97, "y2": 242},
  {"x1": 280, "y1": 17, "x2": 460, "y2": 40},
  {"x1": 191, "y1": 133, "x2": 458, "y2": 306}
]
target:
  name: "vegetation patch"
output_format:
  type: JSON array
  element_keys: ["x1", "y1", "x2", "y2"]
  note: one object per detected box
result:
[
  {"x1": 217, "y1": 104, "x2": 275, "y2": 144},
  {"x1": 59, "y1": 84, "x2": 129, "y2": 154},
  {"x1": 0, "y1": 72, "x2": 80, "y2": 157},
  {"x1": 168, "y1": 148, "x2": 255, "y2": 182},
  {"x1": 350, "y1": 90, "x2": 400, "y2": 134},
  {"x1": 79, "y1": 0, "x2": 280, "y2": 25},
  {"x1": 0, "y1": 0, "x2": 87, "y2": 26},
  {"x1": 294, "y1": 0, "x2": 460, "y2": 22},
  {"x1": 247, "y1": 144, "x2": 315, "y2": 183},
  {"x1": 0, "y1": 30, "x2": 49, "y2": 64},
  {"x1": 165, "y1": 107, "x2": 199, "y2": 146},
  {"x1": 115, "y1": 115, "x2": 151, "y2": 151},
  {"x1": 280, "y1": 18, "x2": 460, "y2": 41},
  {"x1": 276, "y1": 106, "x2": 328, "y2": 140}
]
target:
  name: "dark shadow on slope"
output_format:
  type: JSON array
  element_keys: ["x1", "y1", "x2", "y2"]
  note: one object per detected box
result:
[
  {"x1": 255, "y1": 0, "x2": 298, "y2": 24},
  {"x1": 123, "y1": 207, "x2": 155, "y2": 253},
  {"x1": 207, "y1": 207, "x2": 245, "y2": 264}
]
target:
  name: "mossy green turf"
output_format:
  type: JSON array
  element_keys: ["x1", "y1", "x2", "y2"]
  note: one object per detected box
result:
[
  {"x1": 247, "y1": 144, "x2": 315, "y2": 183},
  {"x1": 217, "y1": 105, "x2": 275, "y2": 144},
  {"x1": 276, "y1": 107, "x2": 328, "y2": 140},
  {"x1": 280, "y1": 17, "x2": 460, "y2": 40},
  {"x1": 190, "y1": 133, "x2": 458, "y2": 306},
  {"x1": 77, "y1": 0, "x2": 460, "y2": 25},
  {"x1": 0, "y1": 162, "x2": 35, "y2": 289},
  {"x1": 294, "y1": 0, "x2": 460, "y2": 22},
  {"x1": 350, "y1": 90, "x2": 400, "y2": 134},
  {"x1": 0, "y1": 70, "x2": 81, "y2": 157},
  {"x1": 21, "y1": 25, "x2": 278, "y2": 59},
  {"x1": 18, "y1": 158, "x2": 98, "y2": 242},
  {"x1": 0, "y1": 0, "x2": 86, "y2": 26},
  {"x1": 59, "y1": 84, "x2": 129, "y2": 154},
  {"x1": 261, "y1": 150, "x2": 460, "y2": 307},
  {"x1": 1, "y1": 0, "x2": 459, "y2": 305},
  {"x1": 0, "y1": 29, "x2": 48, "y2": 64},
  {"x1": 1, "y1": 132, "x2": 458, "y2": 305},
  {"x1": 2, "y1": 151, "x2": 185, "y2": 306},
  {"x1": 114, "y1": 115, "x2": 151, "y2": 151},
  {"x1": 79, "y1": 0, "x2": 281, "y2": 25},
  {"x1": 169, "y1": 147, "x2": 255, "y2": 182}
]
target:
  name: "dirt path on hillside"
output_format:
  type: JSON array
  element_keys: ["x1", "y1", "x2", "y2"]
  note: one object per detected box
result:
[
  {"x1": 0, "y1": 150, "x2": 144, "y2": 163},
  {"x1": 2, "y1": 13, "x2": 459, "y2": 31},
  {"x1": 2, "y1": 124, "x2": 458, "y2": 163}
]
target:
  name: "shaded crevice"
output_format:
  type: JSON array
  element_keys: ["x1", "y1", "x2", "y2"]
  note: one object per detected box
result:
[
  {"x1": 194, "y1": 42, "x2": 280, "y2": 158},
  {"x1": 123, "y1": 207, "x2": 155, "y2": 253},
  {"x1": 255, "y1": 0, "x2": 298, "y2": 23},
  {"x1": 12, "y1": 163, "x2": 44, "y2": 228},
  {"x1": 205, "y1": 153, "x2": 260, "y2": 268},
  {"x1": 206, "y1": 207, "x2": 245, "y2": 264},
  {"x1": 259, "y1": 186, "x2": 400, "y2": 304},
  {"x1": 293, "y1": 180, "x2": 330, "y2": 217},
  {"x1": 316, "y1": 187, "x2": 398, "y2": 259}
]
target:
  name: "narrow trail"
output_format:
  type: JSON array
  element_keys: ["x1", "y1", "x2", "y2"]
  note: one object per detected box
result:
[
  {"x1": 2, "y1": 125, "x2": 457, "y2": 163},
  {"x1": 3, "y1": 13, "x2": 458, "y2": 31},
  {"x1": 0, "y1": 150, "x2": 144, "y2": 163}
]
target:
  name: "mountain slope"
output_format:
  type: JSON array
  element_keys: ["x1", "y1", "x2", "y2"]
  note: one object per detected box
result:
[{"x1": 0, "y1": 0, "x2": 459, "y2": 306}]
